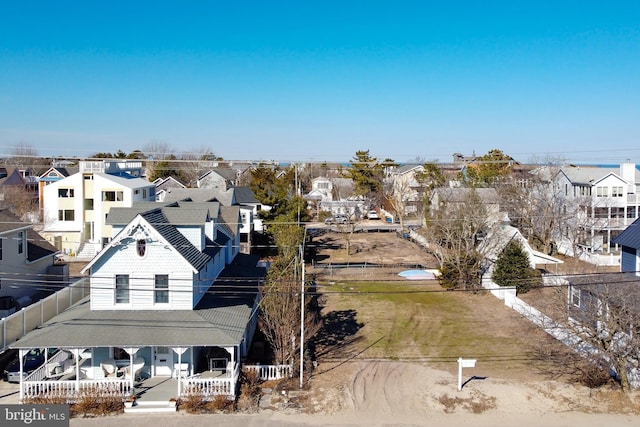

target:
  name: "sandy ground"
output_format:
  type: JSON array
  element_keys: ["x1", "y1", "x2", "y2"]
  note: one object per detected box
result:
[{"x1": 2, "y1": 360, "x2": 640, "y2": 426}]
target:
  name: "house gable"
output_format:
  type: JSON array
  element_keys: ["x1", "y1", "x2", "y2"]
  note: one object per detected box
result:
[{"x1": 84, "y1": 210, "x2": 214, "y2": 311}]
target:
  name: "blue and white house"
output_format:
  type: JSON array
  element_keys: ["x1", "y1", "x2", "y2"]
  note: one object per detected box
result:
[
  {"x1": 612, "y1": 216, "x2": 640, "y2": 274},
  {"x1": 11, "y1": 200, "x2": 264, "y2": 405}
]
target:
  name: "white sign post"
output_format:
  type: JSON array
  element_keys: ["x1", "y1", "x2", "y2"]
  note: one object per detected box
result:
[{"x1": 457, "y1": 357, "x2": 477, "y2": 391}]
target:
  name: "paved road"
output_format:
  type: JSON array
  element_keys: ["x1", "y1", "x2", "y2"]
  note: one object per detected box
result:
[
  {"x1": 66, "y1": 410, "x2": 640, "y2": 427},
  {"x1": 0, "y1": 379, "x2": 19, "y2": 404}
]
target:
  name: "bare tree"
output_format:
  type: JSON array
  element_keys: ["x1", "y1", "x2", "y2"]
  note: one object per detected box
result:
[
  {"x1": 142, "y1": 140, "x2": 174, "y2": 179},
  {"x1": 180, "y1": 146, "x2": 221, "y2": 187},
  {"x1": 498, "y1": 163, "x2": 565, "y2": 254},
  {"x1": 7, "y1": 142, "x2": 46, "y2": 169},
  {"x1": 1, "y1": 185, "x2": 38, "y2": 220},
  {"x1": 540, "y1": 275, "x2": 640, "y2": 392},
  {"x1": 384, "y1": 174, "x2": 410, "y2": 231},
  {"x1": 259, "y1": 257, "x2": 322, "y2": 370},
  {"x1": 421, "y1": 187, "x2": 490, "y2": 289}
]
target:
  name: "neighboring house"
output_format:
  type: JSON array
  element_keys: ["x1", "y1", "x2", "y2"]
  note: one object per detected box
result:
[
  {"x1": 612, "y1": 216, "x2": 640, "y2": 274},
  {"x1": 40, "y1": 160, "x2": 156, "y2": 258},
  {"x1": 385, "y1": 164, "x2": 425, "y2": 216},
  {"x1": 564, "y1": 271, "x2": 640, "y2": 389},
  {"x1": 554, "y1": 162, "x2": 640, "y2": 252},
  {"x1": 478, "y1": 214, "x2": 563, "y2": 276},
  {"x1": 161, "y1": 186, "x2": 263, "y2": 253},
  {"x1": 38, "y1": 165, "x2": 77, "y2": 211},
  {"x1": 153, "y1": 176, "x2": 187, "y2": 202},
  {"x1": 10, "y1": 200, "x2": 264, "y2": 404},
  {"x1": 197, "y1": 168, "x2": 240, "y2": 190},
  {"x1": 0, "y1": 167, "x2": 39, "y2": 217},
  {"x1": 430, "y1": 187, "x2": 501, "y2": 219},
  {"x1": 303, "y1": 176, "x2": 365, "y2": 219},
  {"x1": 0, "y1": 209, "x2": 61, "y2": 316}
]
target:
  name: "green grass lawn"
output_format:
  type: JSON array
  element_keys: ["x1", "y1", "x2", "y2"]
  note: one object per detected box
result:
[{"x1": 318, "y1": 280, "x2": 559, "y2": 379}]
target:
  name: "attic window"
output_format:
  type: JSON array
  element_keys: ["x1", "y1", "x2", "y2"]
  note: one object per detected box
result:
[{"x1": 136, "y1": 239, "x2": 146, "y2": 257}]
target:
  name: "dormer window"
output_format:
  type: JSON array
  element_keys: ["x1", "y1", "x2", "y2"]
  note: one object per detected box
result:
[{"x1": 137, "y1": 239, "x2": 146, "y2": 257}]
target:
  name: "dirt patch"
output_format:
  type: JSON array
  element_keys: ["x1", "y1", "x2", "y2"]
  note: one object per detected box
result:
[{"x1": 310, "y1": 230, "x2": 437, "y2": 266}]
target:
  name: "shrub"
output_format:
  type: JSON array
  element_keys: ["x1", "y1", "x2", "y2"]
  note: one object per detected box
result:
[
  {"x1": 178, "y1": 394, "x2": 209, "y2": 414},
  {"x1": 71, "y1": 393, "x2": 123, "y2": 417},
  {"x1": 237, "y1": 368, "x2": 263, "y2": 411},
  {"x1": 206, "y1": 394, "x2": 234, "y2": 412},
  {"x1": 577, "y1": 359, "x2": 616, "y2": 389}
]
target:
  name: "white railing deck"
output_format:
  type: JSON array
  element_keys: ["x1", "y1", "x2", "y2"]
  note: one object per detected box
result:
[
  {"x1": 23, "y1": 350, "x2": 71, "y2": 383},
  {"x1": 23, "y1": 363, "x2": 292, "y2": 401},
  {"x1": 24, "y1": 378, "x2": 132, "y2": 400},
  {"x1": 243, "y1": 364, "x2": 292, "y2": 381}
]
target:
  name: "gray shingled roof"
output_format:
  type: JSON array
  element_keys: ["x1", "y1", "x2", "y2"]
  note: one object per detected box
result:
[
  {"x1": 0, "y1": 209, "x2": 31, "y2": 234},
  {"x1": 161, "y1": 188, "x2": 218, "y2": 203},
  {"x1": 10, "y1": 295, "x2": 254, "y2": 349},
  {"x1": 231, "y1": 187, "x2": 260, "y2": 204},
  {"x1": 612, "y1": 217, "x2": 640, "y2": 250},
  {"x1": 142, "y1": 209, "x2": 211, "y2": 271},
  {"x1": 27, "y1": 229, "x2": 58, "y2": 261},
  {"x1": 433, "y1": 187, "x2": 499, "y2": 204},
  {"x1": 106, "y1": 203, "x2": 173, "y2": 225},
  {"x1": 393, "y1": 164, "x2": 423, "y2": 175},
  {"x1": 560, "y1": 166, "x2": 620, "y2": 185},
  {"x1": 218, "y1": 206, "x2": 240, "y2": 237},
  {"x1": 163, "y1": 206, "x2": 213, "y2": 226}
]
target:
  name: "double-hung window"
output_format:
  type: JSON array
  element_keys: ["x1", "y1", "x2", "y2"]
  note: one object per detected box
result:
[
  {"x1": 115, "y1": 275, "x2": 130, "y2": 304},
  {"x1": 154, "y1": 275, "x2": 169, "y2": 304}
]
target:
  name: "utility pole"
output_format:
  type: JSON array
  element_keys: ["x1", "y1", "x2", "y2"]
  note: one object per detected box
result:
[{"x1": 299, "y1": 244, "x2": 305, "y2": 388}]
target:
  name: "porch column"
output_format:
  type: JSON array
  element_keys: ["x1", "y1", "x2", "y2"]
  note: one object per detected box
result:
[
  {"x1": 69, "y1": 349, "x2": 86, "y2": 394},
  {"x1": 123, "y1": 347, "x2": 140, "y2": 393},
  {"x1": 172, "y1": 347, "x2": 188, "y2": 398},
  {"x1": 18, "y1": 349, "x2": 26, "y2": 401}
]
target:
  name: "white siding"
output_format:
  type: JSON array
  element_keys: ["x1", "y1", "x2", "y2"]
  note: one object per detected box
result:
[
  {"x1": 176, "y1": 226, "x2": 204, "y2": 251},
  {"x1": 42, "y1": 173, "x2": 84, "y2": 232},
  {"x1": 90, "y1": 235, "x2": 195, "y2": 311}
]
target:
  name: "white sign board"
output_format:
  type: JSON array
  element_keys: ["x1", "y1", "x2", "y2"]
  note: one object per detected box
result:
[
  {"x1": 460, "y1": 359, "x2": 476, "y2": 368},
  {"x1": 457, "y1": 357, "x2": 477, "y2": 391}
]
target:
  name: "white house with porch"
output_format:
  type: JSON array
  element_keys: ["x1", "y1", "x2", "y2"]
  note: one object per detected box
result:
[{"x1": 10, "y1": 200, "x2": 271, "y2": 409}]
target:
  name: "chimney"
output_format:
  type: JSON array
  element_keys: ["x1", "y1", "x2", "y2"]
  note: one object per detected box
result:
[{"x1": 620, "y1": 160, "x2": 636, "y2": 192}]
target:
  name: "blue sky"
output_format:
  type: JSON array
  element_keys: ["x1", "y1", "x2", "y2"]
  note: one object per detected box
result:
[{"x1": 1, "y1": 1, "x2": 639, "y2": 164}]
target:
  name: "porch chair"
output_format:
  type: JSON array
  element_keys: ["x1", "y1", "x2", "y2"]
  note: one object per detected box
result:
[
  {"x1": 123, "y1": 357, "x2": 145, "y2": 381},
  {"x1": 100, "y1": 359, "x2": 118, "y2": 378}
]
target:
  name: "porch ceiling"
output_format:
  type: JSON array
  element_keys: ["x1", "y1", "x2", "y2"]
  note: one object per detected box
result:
[{"x1": 10, "y1": 294, "x2": 254, "y2": 350}]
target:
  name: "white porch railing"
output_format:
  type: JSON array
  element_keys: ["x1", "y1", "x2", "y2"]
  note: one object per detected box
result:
[
  {"x1": 243, "y1": 364, "x2": 292, "y2": 381},
  {"x1": 182, "y1": 377, "x2": 234, "y2": 397},
  {"x1": 182, "y1": 362, "x2": 239, "y2": 398},
  {"x1": 23, "y1": 378, "x2": 132, "y2": 400},
  {"x1": 24, "y1": 350, "x2": 71, "y2": 382}
]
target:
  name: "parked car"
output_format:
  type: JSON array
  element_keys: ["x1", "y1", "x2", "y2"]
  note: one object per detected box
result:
[
  {"x1": 4, "y1": 348, "x2": 57, "y2": 383},
  {"x1": 367, "y1": 210, "x2": 380, "y2": 220},
  {"x1": 325, "y1": 215, "x2": 349, "y2": 224}
]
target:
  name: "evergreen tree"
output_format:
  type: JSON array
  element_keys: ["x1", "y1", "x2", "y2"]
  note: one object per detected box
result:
[
  {"x1": 462, "y1": 149, "x2": 514, "y2": 187},
  {"x1": 492, "y1": 240, "x2": 541, "y2": 294}
]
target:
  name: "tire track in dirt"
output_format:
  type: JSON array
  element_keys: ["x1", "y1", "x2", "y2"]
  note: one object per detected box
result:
[{"x1": 346, "y1": 361, "x2": 431, "y2": 417}]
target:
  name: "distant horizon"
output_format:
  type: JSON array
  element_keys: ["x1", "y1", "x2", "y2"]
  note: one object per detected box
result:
[
  {"x1": 4, "y1": 151, "x2": 640, "y2": 170},
  {"x1": 2, "y1": 2, "x2": 639, "y2": 164}
]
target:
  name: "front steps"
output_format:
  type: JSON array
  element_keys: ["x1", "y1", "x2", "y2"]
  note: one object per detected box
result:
[{"x1": 124, "y1": 400, "x2": 177, "y2": 414}]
